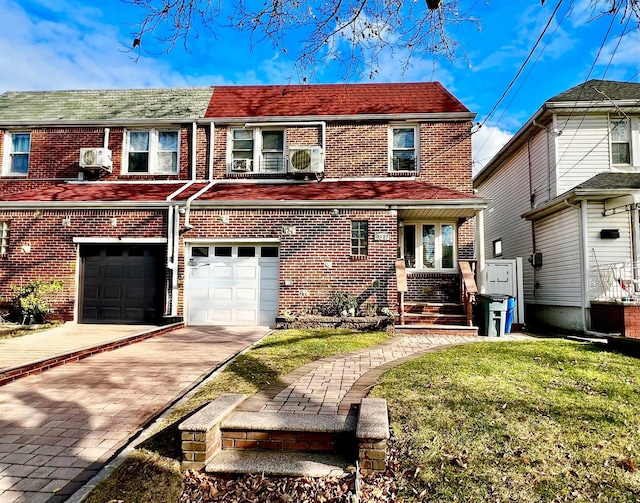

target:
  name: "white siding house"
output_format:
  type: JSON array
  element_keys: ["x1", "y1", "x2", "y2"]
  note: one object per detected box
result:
[{"x1": 474, "y1": 80, "x2": 640, "y2": 333}]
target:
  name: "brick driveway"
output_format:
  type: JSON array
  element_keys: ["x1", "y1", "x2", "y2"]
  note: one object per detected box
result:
[{"x1": 0, "y1": 326, "x2": 268, "y2": 503}]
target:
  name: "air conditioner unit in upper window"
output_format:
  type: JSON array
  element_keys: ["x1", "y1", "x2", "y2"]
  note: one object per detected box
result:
[
  {"x1": 232, "y1": 158, "x2": 253, "y2": 171},
  {"x1": 288, "y1": 146, "x2": 324, "y2": 174},
  {"x1": 79, "y1": 148, "x2": 113, "y2": 172}
]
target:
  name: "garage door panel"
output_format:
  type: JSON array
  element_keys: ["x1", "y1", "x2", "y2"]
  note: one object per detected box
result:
[
  {"x1": 188, "y1": 245, "x2": 279, "y2": 327},
  {"x1": 103, "y1": 286, "x2": 122, "y2": 299},
  {"x1": 214, "y1": 265, "x2": 233, "y2": 279},
  {"x1": 105, "y1": 265, "x2": 123, "y2": 279},
  {"x1": 81, "y1": 245, "x2": 163, "y2": 324},
  {"x1": 213, "y1": 288, "x2": 233, "y2": 300}
]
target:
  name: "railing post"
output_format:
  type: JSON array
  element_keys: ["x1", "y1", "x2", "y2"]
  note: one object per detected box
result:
[{"x1": 396, "y1": 259, "x2": 408, "y2": 325}]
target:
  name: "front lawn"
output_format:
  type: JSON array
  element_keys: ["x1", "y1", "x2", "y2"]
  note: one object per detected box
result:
[{"x1": 372, "y1": 339, "x2": 640, "y2": 502}]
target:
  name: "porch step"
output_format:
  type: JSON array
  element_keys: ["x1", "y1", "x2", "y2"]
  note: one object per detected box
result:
[
  {"x1": 404, "y1": 302, "x2": 463, "y2": 314},
  {"x1": 394, "y1": 323, "x2": 479, "y2": 337},
  {"x1": 206, "y1": 449, "x2": 351, "y2": 477},
  {"x1": 402, "y1": 312, "x2": 468, "y2": 325}
]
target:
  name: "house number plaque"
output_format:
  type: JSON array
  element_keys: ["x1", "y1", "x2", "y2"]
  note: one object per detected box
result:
[{"x1": 374, "y1": 232, "x2": 391, "y2": 241}]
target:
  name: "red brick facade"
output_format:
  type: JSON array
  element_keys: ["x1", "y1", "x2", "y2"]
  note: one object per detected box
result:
[{"x1": 0, "y1": 83, "x2": 481, "y2": 325}]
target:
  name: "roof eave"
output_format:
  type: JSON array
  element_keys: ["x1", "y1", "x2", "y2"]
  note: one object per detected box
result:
[
  {"x1": 0, "y1": 118, "x2": 206, "y2": 128},
  {"x1": 208, "y1": 112, "x2": 476, "y2": 123}
]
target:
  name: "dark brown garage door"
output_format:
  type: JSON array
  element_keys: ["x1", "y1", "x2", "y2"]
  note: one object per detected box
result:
[{"x1": 80, "y1": 244, "x2": 164, "y2": 324}]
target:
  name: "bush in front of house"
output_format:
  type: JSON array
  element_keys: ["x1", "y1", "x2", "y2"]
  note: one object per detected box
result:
[{"x1": 9, "y1": 279, "x2": 63, "y2": 325}]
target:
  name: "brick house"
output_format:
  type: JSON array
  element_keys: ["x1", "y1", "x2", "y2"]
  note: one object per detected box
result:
[{"x1": 0, "y1": 83, "x2": 488, "y2": 327}]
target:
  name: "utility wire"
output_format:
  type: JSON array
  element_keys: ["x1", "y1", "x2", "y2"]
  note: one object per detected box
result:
[{"x1": 478, "y1": 0, "x2": 565, "y2": 129}]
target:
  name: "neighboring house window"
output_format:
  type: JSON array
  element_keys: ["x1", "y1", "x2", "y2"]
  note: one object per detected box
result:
[
  {"x1": 402, "y1": 222, "x2": 456, "y2": 270},
  {"x1": 493, "y1": 239, "x2": 503, "y2": 257},
  {"x1": 229, "y1": 128, "x2": 285, "y2": 173},
  {"x1": 351, "y1": 220, "x2": 369, "y2": 256},
  {"x1": 3, "y1": 133, "x2": 30, "y2": 175},
  {"x1": 0, "y1": 222, "x2": 9, "y2": 255},
  {"x1": 124, "y1": 129, "x2": 179, "y2": 174},
  {"x1": 389, "y1": 125, "x2": 418, "y2": 172},
  {"x1": 610, "y1": 117, "x2": 631, "y2": 165}
]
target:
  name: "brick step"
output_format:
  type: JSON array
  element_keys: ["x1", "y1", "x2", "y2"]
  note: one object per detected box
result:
[
  {"x1": 403, "y1": 302, "x2": 464, "y2": 315},
  {"x1": 220, "y1": 411, "x2": 356, "y2": 454},
  {"x1": 402, "y1": 313, "x2": 468, "y2": 325},
  {"x1": 206, "y1": 449, "x2": 351, "y2": 477},
  {"x1": 394, "y1": 324, "x2": 479, "y2": 337}
]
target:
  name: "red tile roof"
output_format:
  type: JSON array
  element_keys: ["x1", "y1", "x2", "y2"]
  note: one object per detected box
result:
[
  {"x1": 206, "y1": 83, "x2": 470, "y2": 118},
  {"x1": 1, "y1": 180, "x2": 476, "y2": 204},
  {"x1": 0, "y1": 182, "x2": 205, "y2": 203}
]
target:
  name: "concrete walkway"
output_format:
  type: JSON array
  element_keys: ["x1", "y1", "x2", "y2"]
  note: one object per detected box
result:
[{"x1": 0, "y1": 325, "x2": 270, "y2": 503}]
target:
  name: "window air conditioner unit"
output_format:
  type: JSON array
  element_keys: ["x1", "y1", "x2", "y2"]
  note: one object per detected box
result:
[
  {"x1": 288, "y1": 146, "x2": 324, "y2": 174},
  {"x1": 79, "y1": 148, "x2": 112, "y2": 172},
  {"x1": 232, "y1": 158, "x2": 253, "y2": 171}
]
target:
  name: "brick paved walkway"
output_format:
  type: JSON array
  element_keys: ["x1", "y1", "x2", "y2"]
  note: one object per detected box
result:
[
  {"x1": 0, "y1": 326, "x2": 268, "y2": 503},
  {"x1": 239, "y1": 332, "x2": 533, "y2": 416}
]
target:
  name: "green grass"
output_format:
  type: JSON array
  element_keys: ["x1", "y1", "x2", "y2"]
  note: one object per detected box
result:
[
  {"x1": 84, "y1": 328, "x2": 389, "y2": 503},
  {"x1": 371, "y1": 339, "x2": 640, "y2": 502}
]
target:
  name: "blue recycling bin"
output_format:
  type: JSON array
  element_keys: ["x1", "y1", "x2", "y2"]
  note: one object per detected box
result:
[{"x1": 505, "y1": 296, "x2": 516, "y2": 333}]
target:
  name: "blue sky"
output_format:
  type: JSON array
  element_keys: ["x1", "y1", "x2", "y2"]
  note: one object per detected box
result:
[{"x1": 1, "y1": 0, "x2": 638, "y2": 171}]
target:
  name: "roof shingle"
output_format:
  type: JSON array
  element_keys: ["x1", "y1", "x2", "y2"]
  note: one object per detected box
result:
[
  {"x1": 0, "y1": 87, "x2": 213, "y2": 122},
  {"x1": 205, "y1": 82, "x2": 470, "y2": 118}
]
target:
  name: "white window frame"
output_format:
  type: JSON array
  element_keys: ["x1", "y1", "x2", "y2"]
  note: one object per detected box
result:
[
  {"x1": 122, "y1": 128, "x2": 180, "y2": 174},
  {"x1": 609, "y1": 116, "x2": 631, "y2": 166},
  {"x1": 400, "y1": 221, "x2": 457, "y2": 272},
  {"x1": 227, "y1": 127, "x2": 286, "y2": 174},
  {"x1": 388, "y1": 124, "x2": 419, "y2": 173},
  {"x1": 0, "y1": 221, "x2": 9, "y2": 255},
  {"x1": 2, "y1": 132, "x2": 31, "y2": 176}
]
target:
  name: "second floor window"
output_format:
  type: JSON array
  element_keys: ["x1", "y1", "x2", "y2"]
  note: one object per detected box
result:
[
  {"x1": 390, "y1": 126, "x2": 418, "y2": 172},
  {"x1": 610, "y1": 118, "x2": 631, "y2": 165},
  {"x1": 125, "y1": 129, "x2": 179, "y2": 174},
  {"x1": 229, "y1": 128, "x2": 285, "y2": 173},
  {"x1": 3, "y1": 132, "x2": 30, "y2": 175}
]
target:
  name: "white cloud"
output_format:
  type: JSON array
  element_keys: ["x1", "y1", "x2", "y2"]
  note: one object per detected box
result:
[
  {"x1": 0, "y1": 0, "x2": 213, "y2": 92},
  {"x1": 472, "y1": 125, "x2": 513, "y2": 175}
]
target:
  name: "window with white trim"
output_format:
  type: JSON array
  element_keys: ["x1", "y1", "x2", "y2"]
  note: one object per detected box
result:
[
  {"x1": 610, "y1": 117, "x2": 631, "y2": 165},
  {"x1": 400, "y1": 222, "x2": 456, "y2": 271},
  {"x1": 3, "y1": 132, "x2": 30, "y2": 175},
  {"x1": 351, "y1": 220, "x2": 369, "y2": 256},
  {"x1": 228, "y1": 128, "x2": 285, "y2": 173},
  {"x1": 389, "y1": 125, "x2": 418, "y2": 172},
  {"x1": 0, "y1": 222, "x2": 9, "y2": 256},
  {"x1": 124, "y1": 129, "x2": 179, "y2": 174}
]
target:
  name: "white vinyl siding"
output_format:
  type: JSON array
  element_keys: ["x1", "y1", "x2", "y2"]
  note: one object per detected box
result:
[
  {"x1": 587, "y1": 202, "x2": 633, "y2": 301},
  {"x1": 477, "y1": 141, "x2": 535, "y2": 299},
  {"x1": 532, "y1": 208, "x2": 582, "y2": 306},
  {"x1": 555, "y1": 115, "x2": 611, "y2": 194}
]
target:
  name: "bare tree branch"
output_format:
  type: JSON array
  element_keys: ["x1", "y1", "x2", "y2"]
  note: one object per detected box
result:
[{"x1": 121, "y1": 0, "x2": 640, "y2": 79}]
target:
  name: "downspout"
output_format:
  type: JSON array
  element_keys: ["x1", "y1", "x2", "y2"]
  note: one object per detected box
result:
[
  {"x1": 191, "y1": 122, "x2": 197, "y2": 181},
  {"x1": 103, "y1": 128, "x2": 110, "y2": 149},
  {"x1": 476, "y1": 209, "x2": 486, "y2": 293},
  {"x1": 209, "y1": 121, "x2": 215, "y2": 181},
  {"x1": 184, "y1": 180, "x2": 217, "y2": 230},
  {"x1": 564, "y1": 198, "x2": 588, "y2": 332}
]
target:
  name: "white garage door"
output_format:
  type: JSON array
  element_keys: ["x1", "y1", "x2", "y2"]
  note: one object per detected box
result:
[{"x1": 187, "y1": 244, "x2": 280, "y2": 326}]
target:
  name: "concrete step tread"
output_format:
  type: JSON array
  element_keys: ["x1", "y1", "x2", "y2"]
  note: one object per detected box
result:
[
  {"x1": 222, "y1": 411, "x2": 357, "y2": 433},
  {"x1": 206, "y1": 450, "x2": 352, "y2": 477},
  {"x1": 395, "y1": 323, "x2": 476, "y2": 330}
]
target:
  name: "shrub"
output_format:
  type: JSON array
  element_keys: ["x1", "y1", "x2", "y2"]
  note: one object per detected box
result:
[
  {"x1": 10, "y1": 279, "x2": 63, "y2": 324},
  {"x1": 328, "y1": 290, "x2": 358, "y2": 316}
]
